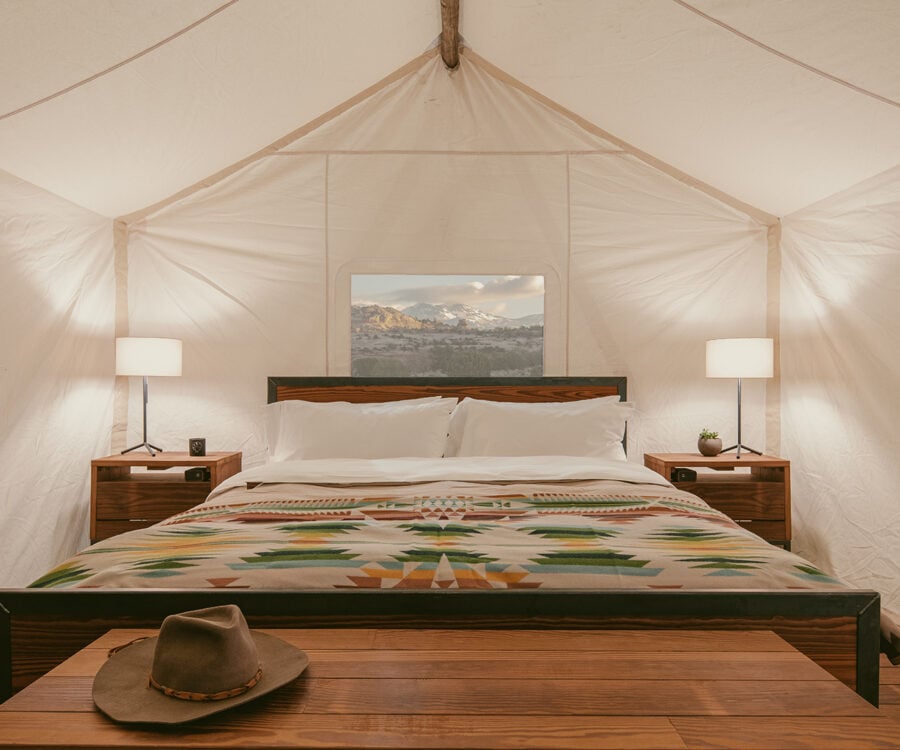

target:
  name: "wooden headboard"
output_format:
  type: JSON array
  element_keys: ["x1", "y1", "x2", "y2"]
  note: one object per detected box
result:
[{"x1": 267, "y1": 376, "x2": 626, "y2": 404}]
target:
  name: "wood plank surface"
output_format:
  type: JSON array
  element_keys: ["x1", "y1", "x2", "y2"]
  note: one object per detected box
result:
[
  {"x1": 671, "y1": 717, "x2": 900, "y2": 749},
  {"x1": 0, "y1": 713, "x2": 687, "y2": 750},
  {"x1": 90, "y1": 452, "x2": 238, "y2": 469},
  {"x1": 47, "y1": 646, "x2": 831, "y2": 682},
  {"x1": 91, "y1": 626, "x2": 794, "y2": 652},
  {"x1": 2, "y1": 628, "x2": 897, "y2": 750},
  {"x1": 643, "y1": 454, "x2": 789, "y2": 470},
  {"x1": 882, "y1": 654, "x2": 900, "y2": 685},
  {"x1": 5, "y1": 675, "x2": 875, "y2": 717},
  {"x1": 882, "y1": 657, "x2": 900, "y2": 723}
]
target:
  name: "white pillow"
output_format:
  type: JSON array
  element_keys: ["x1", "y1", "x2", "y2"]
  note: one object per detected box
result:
[
  {"x1": 267, "y1": 397, "x2": 457, "y2": 461},
  {"x1": 446, "y1": 396, "x2": 632, "y2": 460}
]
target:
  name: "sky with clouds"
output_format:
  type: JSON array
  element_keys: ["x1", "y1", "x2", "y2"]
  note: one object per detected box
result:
[{"x1": 351, "y1": 275, "x2": 544, "y2": 317}]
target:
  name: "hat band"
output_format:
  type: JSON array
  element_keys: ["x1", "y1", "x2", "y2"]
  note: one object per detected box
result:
[{"x1": 148, "y1": 666, "x2": 263, "y2": 702}]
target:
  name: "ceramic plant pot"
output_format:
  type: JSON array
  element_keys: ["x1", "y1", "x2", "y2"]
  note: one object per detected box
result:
[{"x1": 698, "y1": 438, "x2": 722, "y2": 457}]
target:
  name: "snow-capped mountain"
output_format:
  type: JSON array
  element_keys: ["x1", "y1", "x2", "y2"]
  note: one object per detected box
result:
[{"x1": 400, "y1": 302, "x2": 543, "y2": 330}]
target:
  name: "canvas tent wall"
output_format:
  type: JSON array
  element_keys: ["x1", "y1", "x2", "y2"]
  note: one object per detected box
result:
[
  {"x1": 0, "y1": 1, "x2": 898, "y2": 634},
  {"x1": 781, "y1": 167, "x2": 900, "y2": 621},
  {"x1": 0, "y1": 170, "x2": 114, "y2": 584}
]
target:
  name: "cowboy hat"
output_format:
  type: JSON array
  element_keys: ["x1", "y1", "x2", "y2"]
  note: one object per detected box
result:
[{"x1": 93, "y1": 604, "x2": 309, "y2": 724}]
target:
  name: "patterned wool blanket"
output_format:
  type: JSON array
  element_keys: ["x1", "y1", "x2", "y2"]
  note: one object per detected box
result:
[{"x1": 31, "y1": 479, "x2": 844, "y2": 591}]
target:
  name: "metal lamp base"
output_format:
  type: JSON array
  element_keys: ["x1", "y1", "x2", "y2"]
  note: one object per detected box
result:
[
  {"x1": 720, "y1": 443, "x2": 763, "y2": 458},
  {"x1": 121, "y1": 441, "x2": 163, "y2": 457}
]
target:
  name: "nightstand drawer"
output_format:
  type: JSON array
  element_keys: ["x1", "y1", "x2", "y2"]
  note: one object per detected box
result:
[
  {"x1": 674, "y1": 481, "x2": 785, "y2": 520},
  {"x1": 731, "y1": 519, "x2": 787, "y2": 539},
  {"x1": 95, "y1": 476, "x2": 209, "y2": 520}
]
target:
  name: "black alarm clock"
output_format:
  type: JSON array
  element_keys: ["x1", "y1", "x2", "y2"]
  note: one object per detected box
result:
[
  {"x1": 671, "y1": 467, "x2": 697, "y2": 482},
  {"x1": 189, "y1": 438, "x2": 206, "y2": 456}
]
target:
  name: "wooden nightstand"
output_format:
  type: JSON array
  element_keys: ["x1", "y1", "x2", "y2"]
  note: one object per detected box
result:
[
  {"x1": 90, "y1": 451, "x2": 242, "y2": 543},
  {"x1": 643, "y1": 452, "x2": 791, "y2": 549}
]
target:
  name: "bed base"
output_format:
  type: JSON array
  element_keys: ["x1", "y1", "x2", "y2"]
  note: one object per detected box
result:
[
  {"x1": 2, "y1": 378, "x2": 881, "y2": 705},
  {"x1": 0, "y1": 588, "x2": 881, "y2": 705}
]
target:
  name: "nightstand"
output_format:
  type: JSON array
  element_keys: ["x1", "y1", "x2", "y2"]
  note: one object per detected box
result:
[
  {"x1": 643, "y1": 452, "x2": 791, "y2": 549},
  {"x1": 90, "y1": 451, "x2": 242, "y2": 543}
]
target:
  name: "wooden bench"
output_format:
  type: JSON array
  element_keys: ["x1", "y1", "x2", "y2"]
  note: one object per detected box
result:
[{"x1": 1, "y1": 628, "x2": 898, "y2": 749}]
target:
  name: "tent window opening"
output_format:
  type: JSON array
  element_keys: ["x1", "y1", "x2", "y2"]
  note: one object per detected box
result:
[{"x1": 350, "y1": 274, "x2": 544, "y2": 377}]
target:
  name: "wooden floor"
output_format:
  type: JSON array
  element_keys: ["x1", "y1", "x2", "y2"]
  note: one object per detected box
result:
[
  {"x1": 882, "y1": 653, "x2": 900, "y2": 717},
  {"x1": 0, "y1": 628, "x2": 898, "y2": 749}
]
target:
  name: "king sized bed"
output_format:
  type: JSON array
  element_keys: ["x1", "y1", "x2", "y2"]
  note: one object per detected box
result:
[{"x1": 0, "y1": 377, "x2": 883, "y2": 704}]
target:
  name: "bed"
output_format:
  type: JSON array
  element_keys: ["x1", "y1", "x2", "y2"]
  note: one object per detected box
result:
[{"x1": 0, "y1": 377, "x2": 882, "y2": 705}]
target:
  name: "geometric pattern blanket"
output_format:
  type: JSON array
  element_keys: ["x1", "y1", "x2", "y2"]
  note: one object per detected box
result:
[{"x1": 30, "y1": 479, "x2": 846, "y2": 591}]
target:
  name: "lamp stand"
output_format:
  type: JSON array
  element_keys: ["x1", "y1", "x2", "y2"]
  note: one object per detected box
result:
[
  {"x1": 121, "y1": 376, "x2": 163, "y2": 456},
  {"x1": 720, "y1": 377, "x2": 763, "y2": 459}
]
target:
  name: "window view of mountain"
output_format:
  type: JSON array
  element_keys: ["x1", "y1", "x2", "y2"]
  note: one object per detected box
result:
[{"x1": 351, "y1": 302, "x2": 543, "y2": 377}]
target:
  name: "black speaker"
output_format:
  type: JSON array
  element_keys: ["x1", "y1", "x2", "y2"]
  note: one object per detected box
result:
[
  {"x1": 189, "y1": 438, "x2": 206, "y2": 456},
  {"x1": 185, "y1": 467, "x2": 211, "y2": 482},
  {"x1": 671, "y1": 467, "x2": 697, "y2": 482}
]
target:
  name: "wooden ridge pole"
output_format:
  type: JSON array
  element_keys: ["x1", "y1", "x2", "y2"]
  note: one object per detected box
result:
[{"x1": 440, "y1": 0, "x2": 460, "y2": 69}]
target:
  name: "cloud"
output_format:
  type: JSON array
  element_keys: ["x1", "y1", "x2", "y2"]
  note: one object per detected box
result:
[{"x1": 373, "y1": 276, "x2": 544, "y2": 308}]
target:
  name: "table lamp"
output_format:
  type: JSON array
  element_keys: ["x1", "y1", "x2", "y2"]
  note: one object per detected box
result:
[
  {"x1": 705, "y1": 337, "x2": 773, "y2": 458},
  {"x1": 116, "y1": 337, "x2": 182, "y2": 456}
]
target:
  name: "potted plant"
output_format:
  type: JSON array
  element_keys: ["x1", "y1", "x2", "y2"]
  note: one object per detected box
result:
[{"x1": 698, "y1": 428, "x2": 722, "y2": 457}]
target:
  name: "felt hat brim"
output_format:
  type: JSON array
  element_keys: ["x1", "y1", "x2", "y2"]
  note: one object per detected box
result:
[{"x1": 93, "y1": 631, "x2": 309, "y2": 724}]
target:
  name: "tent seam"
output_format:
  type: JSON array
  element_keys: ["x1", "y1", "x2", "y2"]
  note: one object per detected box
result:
[
  {"x1": 325, "y1": 154, "x2": 330, "y2": 375},
  {"x1": 112, "y1": 219, "x2": 130, "y2": 452},
  {"x1": 274, "y1": 149, "x2": 626, "y2": 156},
  {"x1": 565, "y1": 154, "x2": 572, "y2": 377},
  {"x1": 671, "y1": 0, "x2": 899, "y2": 109},
  {"x1": 765, "y1": 221, "x2": 782, "y2": 456},
  {"x1": 0, "y1": 0, "x2": 243, "y2": 122}
]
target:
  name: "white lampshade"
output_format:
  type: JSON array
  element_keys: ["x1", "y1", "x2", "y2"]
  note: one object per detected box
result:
[
  {"x1": 115, "y1": 337, "x2": 182, "y2": 377},
  {"x1": 706, "y1": 338, "x2": 773, "y2": 379}
]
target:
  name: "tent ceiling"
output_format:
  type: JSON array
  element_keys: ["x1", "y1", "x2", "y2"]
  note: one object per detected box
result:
[{"x1": 1, "y1": 0, "x2": 898, "y2": 218}]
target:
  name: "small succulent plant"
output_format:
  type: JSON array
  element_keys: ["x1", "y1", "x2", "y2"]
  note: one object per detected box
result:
[{"x1": 698, "y1": 428, "x2": 719, "y2": 440}]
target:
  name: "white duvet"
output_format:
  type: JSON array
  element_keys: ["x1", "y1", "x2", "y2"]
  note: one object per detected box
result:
[{"x1": 208, "y1": 456, "x2": 673, "y2": 502}]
